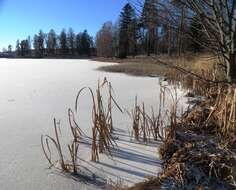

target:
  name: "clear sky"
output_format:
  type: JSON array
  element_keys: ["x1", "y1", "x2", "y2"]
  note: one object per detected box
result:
[{"x1": 0, "y1": 0, "x2": 127, "y2": 50}]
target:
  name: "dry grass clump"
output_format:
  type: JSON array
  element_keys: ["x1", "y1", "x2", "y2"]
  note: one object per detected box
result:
[
  {"x1": 185, "y1": 85, "x2": 236, "y2": 145},
  {"x1": 97, "y1": 54, "x2": 223, "y2": 78},
  {"x1": 128, "y1": 84, "x2": 180, "y2": 143},
  {"x1": 41, "y1": 78, "x2": 122, "y2": 174},
  {"x1": 205, "y1": 87, "x2": 236, "y2": 142},
  {"x1": 157, "y1": 84, "x2": 236, "y2": 189},
  {"x1": 125, "y1": 177, "x2": 162, "y2": 190},
  {"x1": 85, "y1": 80, "x2": 123, "y2": 162},
  {"x1": 97, "y1": 54, "x2": 226, "y2": 97},
  {"x1": 124, "y1": 83, "x2": 236, "y2": 190},
  {"x1": 158, "y1": 131, "x2": 236, "y2": 189}
]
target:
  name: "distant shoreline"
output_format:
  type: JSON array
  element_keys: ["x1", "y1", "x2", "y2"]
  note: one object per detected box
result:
[{"x1": 0, "y1": 55, "x2": 96, "y2": 59}]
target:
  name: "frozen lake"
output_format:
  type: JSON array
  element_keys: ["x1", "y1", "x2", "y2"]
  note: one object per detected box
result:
[{"x1": 0, "y1": 59, "x2": 189, "y2": 190}]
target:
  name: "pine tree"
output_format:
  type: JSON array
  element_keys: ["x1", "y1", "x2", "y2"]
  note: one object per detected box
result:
[
  {"x1": 8, "y1": 45, "x2": 12, "y2": 53},
  {"x1": 20, "y1": 39, "x2": 30, "y2": 57},
  {"x1": 38, "y1": 30, "x2": 45, "y2": 57},
  {"x1": 76, "y1": 32, "x2": 82, "y2": 55},
  {"x1": 118, "y1": 3, "x2": 137, "y2": 58},
  {"x1": 16, "y1": 40, "x2": 21, "y2": 56},
  {"x1": 81, "y1": 30, "x2": 92, "y2": 56},
  {"x1": 33, "y1": 35, "x2": 39, "y2": 57},
  {"x1": 27, "y1": 36, "x2": 32, "y2": 56},
  {"x1": 67, "y1": 28, "x2": 75, "y2": 55},
  {"x1": 59, "y1": 29, "x2": 68, "y2": 55},
  {"x1": 47, "y1": 29, "x2": 57, "y2": 56}
]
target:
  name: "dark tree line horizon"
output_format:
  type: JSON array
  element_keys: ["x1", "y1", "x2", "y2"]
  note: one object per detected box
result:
[
  {"x1": 3, "y1": 1, "x2": 202, "y2": 59},
  {"x1": 3, "y1": 0, "x2": 202, "y2": 59},
  {"x1": 9, "y1": 28, "x2": 95, "y2": 58}
]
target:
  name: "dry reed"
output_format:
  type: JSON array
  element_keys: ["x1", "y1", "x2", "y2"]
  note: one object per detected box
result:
[
  {"x1": 41, "y1": 118, "x2": 67, "y2": 171},
  {"x1": 128, "y1": 84, "x2": 180, "y2": 143},
  {"x1": 41, "y1": 78, "x2": 122, "y2": 172},
  {"x1": 76, "y1": 79, "x2": 122, "y2": 162}
]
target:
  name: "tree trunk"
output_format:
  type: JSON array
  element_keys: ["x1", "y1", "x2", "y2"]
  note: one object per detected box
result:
[
  {"x1": 227, "y1": 53, "x2": 236, "y2": 83},
  {"x1": 168, "y1": 23, "x2": 172, "y2": 56},
  {"x1": 177, "y1": 6, "x2": 185, "y2": 57},
  {"x1": 147, "y1": 31, "x2": 151, "y2": 56}
]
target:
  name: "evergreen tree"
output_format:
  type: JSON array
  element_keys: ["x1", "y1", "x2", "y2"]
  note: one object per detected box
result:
[
  {"x1": 118, "y1": 3, "x2": 137, "y2": 58},
  {"x1": 38, "y1": 30, "x2": 45, "y2": 57},
  {"x1": 33, "y1": 31, "x2": 44, "y2": 57},
  {"x1": 129, "y1": 16, "x2": 138, "y2": 57},
  {"x1": 76, "y1": 32, "x2": 83, "y2": 55},
  {"x1": 16, "y1": 40, "x2": 21, "y2": 56},
  {"x1": 81, "y1": 30, "x2": 92, "y2": 56},
  {"x1": 8, "y1": 45, "x2": 12, "y2": 53},
  {"x1": 27, "y1": 36, "x2": 32, "y2": 56},
  {"x1": 47, "y1": 29, "x2": 57, "y2": 55},
  {"x1": 33, "y1": 35, "x2": 39, "y2": 57},
  {"x1": 67, "y1": 28, "x2": 75, "y2": 55},
  {"x1": 20, "y1": 39, "x2": 30, "y2": 56},
  {"x1": 59, "y1": 29, "x2": 68, "y2": 55}
]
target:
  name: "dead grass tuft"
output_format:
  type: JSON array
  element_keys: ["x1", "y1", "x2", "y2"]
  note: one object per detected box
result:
[{"x1": 41, "y1": 78, "x2": 122, "y2": 173}]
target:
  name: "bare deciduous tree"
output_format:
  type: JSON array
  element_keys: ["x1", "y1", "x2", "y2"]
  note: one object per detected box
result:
[
  {"x1": 96, "y1": 21, "x2": 113, "y2": 57},
  {"x1": 184, "y1": 0, "x2": 236, "y2": 82}
]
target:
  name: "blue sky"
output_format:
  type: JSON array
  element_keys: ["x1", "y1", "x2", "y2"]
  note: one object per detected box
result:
[{"x1": 0, "y1": 0, "x2": 127, "y2": 50}]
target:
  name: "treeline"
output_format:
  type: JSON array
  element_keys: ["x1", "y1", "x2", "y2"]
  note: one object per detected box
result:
[
  {"x1": 15, "y1": 29, "x2": 94, "y2": 58},
  {"x1": 95, "y1": 1, "x2": 204, "y2": 58}
]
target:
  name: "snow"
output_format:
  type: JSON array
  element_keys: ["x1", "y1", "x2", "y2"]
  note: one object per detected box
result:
[{"x1": 0, "y1": 59, "x2": 190, "y2": 190}]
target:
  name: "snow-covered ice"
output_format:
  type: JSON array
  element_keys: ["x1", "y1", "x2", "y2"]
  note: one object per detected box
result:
[{"x1": 0, "y1": 59, "x2": 190, "y2": 190}]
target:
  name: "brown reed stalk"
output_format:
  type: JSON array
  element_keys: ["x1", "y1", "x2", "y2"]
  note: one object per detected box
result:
[
  {"x1": 68, "y1": 141, "x2": 79, "y2": 174},
  {"x1": 140, "y1": 103, "x2": 147, "y2": 142},
  {"x1": 41, "y1": 118, "x2": 67, "y2": 171},
  {"x1": 67, "y1": 109, "x2": 82, "y2": 173},
  {"x1": 91, "y1": 125, "x2": 99, "y2": 162},
  {"x1": 132, "y1": 96, "x2": 140, "y2": 141},
  {"x1": 74, "y1": 79, "x2": 121, "y2": 162},
  {"x1": 127, "y1": 84, "x2": 181, "y2": 143}
]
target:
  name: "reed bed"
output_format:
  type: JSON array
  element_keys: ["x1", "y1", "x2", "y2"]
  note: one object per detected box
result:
[
  {"x1": 204, "y1": 86, "x2": 236, "y2": 145},
  {"x1": 156, "y1": 83, "x2": 236, "y2": 189},
  {"x1": 41, "y1": 78, "x2": 123, "y2": 174},
  {"x1": 128, "y1": 84, "x2": 180, "y2": 143},
  {"x1": 42, "y1": 78, "x2": 227, "y2": 189},
  {"x1": 84, "y1": 79, "x2": 123, "y2": 162}
]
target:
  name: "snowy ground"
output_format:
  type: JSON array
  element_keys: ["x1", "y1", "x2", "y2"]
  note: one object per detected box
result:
[{"x1": 0, "y1": 59, "x2": 191, "y2": 190}]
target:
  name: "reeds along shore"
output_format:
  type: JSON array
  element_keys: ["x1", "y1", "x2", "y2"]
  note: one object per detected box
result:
[
  {"x1": 40, "y1": 78, "x2": 180, "y2": 175},
  {"x1": 124, "y1": 85, "x2": 236, "y2": 190},
  {"x1": 127, "y1": 83, "x2": 180, "y2": 144},
  {"x1": 41, "y1": 75, "x2": 236, "y2": 189}
]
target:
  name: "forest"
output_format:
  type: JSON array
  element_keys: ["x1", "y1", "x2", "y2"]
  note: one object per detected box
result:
[{"x1": 8, "y1": 1, "x2": 201, "y2": 59}]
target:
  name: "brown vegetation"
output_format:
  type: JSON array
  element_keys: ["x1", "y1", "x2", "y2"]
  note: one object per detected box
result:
[
  {"x1": 41, "y1": 79, "x2": 122, "y2": 173},
  {"x1": 125, "y1": 84, "x2": 236, "y2": 190},
  {"x1": 96, "y1": 54, "x2": 222, "y2": 80}
]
